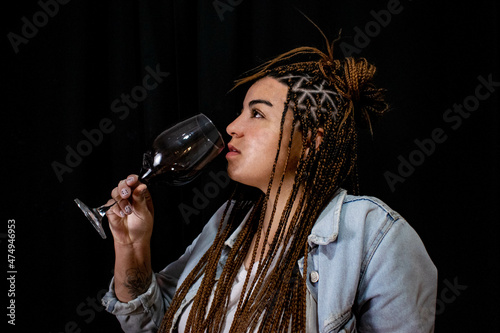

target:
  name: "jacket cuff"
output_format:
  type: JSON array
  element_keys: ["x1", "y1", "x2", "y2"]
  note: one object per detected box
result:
[{"x1": 101, "y1": 273, "x2": 158, "y2": 315}]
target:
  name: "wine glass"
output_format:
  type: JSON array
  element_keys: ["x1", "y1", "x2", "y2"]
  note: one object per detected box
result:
[{"x1": 74, "y1": 113, "x2": 225, "y2": 239}]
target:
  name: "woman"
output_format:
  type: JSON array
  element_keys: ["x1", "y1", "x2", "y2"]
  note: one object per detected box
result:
[{"x1": 101, "y1": 39, "x2": 437, "y2": 332}]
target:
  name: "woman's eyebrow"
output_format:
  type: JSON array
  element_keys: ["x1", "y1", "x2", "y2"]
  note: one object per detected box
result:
[{"x1": 248, "y1": 99, "x2": 273, "y2": 107}]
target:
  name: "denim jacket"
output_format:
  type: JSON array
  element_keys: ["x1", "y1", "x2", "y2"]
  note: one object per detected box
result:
[{"x1": 102, "y1": 189, "x2": 437, "y2": 332}]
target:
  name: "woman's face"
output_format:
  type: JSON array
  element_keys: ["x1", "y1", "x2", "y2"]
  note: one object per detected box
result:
[{"x1": 226, "y1": 77, "x2": 303, "y2": 192}]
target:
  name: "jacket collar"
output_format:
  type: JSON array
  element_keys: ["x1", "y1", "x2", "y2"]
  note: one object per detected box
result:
[
  {"x1": 224, "y1": 207, "x2": 252, "y2": 249},
  {"x1": 224, "y1": 188, "x2": 347, "y2": 249},
  {"x1": 307, "y1": 188, "x2": 346, "y2": 247}
]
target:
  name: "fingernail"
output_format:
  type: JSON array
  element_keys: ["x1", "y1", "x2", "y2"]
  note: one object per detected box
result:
[
  {"x1": 124, "y1": 205, "x2": 132, "y2": 215},
  {"x1": 126, "y1": 177, "x2": 134, "y2": 185},
  {"x1": 121, "y1": 189, "x2": 129, "y2": 197},
  {"x1": 119, "y1": 210, "x2": 125, "y2": 217}
]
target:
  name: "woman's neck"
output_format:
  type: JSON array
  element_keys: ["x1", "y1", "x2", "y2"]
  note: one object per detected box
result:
[
  {"x1": 263, "y1": 175, "x2": 303, "y2": 234},
  {"x1": 244, "y1": 177, "x2": 303, "y2": 270}
]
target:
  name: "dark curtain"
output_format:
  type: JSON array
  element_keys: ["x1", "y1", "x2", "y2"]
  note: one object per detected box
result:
[{"x1": 5, "y1": 0, "x2": 498, "y2": 331}]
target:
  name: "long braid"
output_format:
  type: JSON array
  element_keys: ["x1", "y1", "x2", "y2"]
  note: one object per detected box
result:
[
  {"x1": 228, "y1": 103, "x2": 293, "y2": 331},
  {"x1": 157, "y1": 188, "x2": 256, "y2": 332}
]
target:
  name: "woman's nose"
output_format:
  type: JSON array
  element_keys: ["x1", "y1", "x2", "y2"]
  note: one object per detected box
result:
[{"x1": 226, "y1": 115, "x2": 242, "y2": 137}]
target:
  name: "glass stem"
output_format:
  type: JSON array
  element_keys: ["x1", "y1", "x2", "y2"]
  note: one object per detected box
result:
[{"x1": 96, "y1": 201, "x2": 117, "y2": 216}]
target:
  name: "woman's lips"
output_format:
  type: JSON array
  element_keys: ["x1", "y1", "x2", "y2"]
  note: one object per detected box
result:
[{"x1": 226, "y1": 144, "x2": 240, "y2": 158}]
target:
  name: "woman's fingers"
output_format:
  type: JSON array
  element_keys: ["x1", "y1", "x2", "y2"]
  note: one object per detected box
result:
[
  {"x1": 131, "y1": 183, "x2": 154, "y2": 217},
  {"x1": 115, "y1": 174, "x2": 139, "y2": 198},
  {"x1": 125, "y1": 174, "x2": 138, "y2": 186},
  {"x1": 110, "y1": 185, "x2": 130, "y2": 217},
  {"x1": 106, "y1": 175, "x2": 154, "y2": 245},
  {"x1": 110, "y1": 174, "x2": 147, "y2": 217}
]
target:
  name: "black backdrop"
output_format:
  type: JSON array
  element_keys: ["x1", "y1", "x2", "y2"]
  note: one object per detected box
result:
[{"x1": 4, "y1": 0, "x2": 499, "y2": 332}]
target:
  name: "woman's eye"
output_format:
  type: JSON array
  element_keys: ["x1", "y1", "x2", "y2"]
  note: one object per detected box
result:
[{"x1": 251, "y1": 109, "x2": 264, "y2": 118}]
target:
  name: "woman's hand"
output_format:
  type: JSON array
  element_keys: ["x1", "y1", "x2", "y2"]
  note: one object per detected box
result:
[{"x1": 106, "y1": 174, "x2": 154, "y2": 246}]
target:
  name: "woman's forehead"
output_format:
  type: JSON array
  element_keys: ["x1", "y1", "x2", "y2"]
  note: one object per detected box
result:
[{"x1": 244, "y1": 77, "x2": 288, "y2": 106}]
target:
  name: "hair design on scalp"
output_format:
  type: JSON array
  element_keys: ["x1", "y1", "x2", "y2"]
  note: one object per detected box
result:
[{"x1": 159, "y1": 29, "x2": 389, "y2": 332}]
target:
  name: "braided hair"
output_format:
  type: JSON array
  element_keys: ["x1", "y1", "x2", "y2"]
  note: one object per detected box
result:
[{"x1": 159, "y1": 34, "x2": 389, "y2": 332}]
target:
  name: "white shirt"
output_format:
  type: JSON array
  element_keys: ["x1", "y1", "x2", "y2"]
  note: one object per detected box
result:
[{"x1": 177, "y1": 263, "x2": 257, "y2": 332}]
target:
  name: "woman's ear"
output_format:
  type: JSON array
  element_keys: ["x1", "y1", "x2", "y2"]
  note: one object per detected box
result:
[
  {"x1": 314, "y1": 128, "x2": 324, "y2": 150},
  {"x1": 304, "y1": 128, "x2": 324, "y2": 153}
]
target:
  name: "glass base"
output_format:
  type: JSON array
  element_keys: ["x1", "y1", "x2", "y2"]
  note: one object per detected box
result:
[{"x1": 74, "y1": 198, "x2": 107, "y2": 239}]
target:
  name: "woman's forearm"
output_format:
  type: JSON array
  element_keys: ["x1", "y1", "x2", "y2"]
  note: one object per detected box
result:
[{"x1": 113, "y1": 241, "x2": 153, "y2": 302}]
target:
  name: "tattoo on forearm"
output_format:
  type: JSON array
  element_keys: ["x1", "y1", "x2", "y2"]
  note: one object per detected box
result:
[{"x1": 123, "y1": 265, "x2": 152, "y2": 299}]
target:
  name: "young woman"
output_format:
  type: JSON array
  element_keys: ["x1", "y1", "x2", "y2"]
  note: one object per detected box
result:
[{"x1": 101, "y1": 41, "x2": 437, "y2": 332}]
